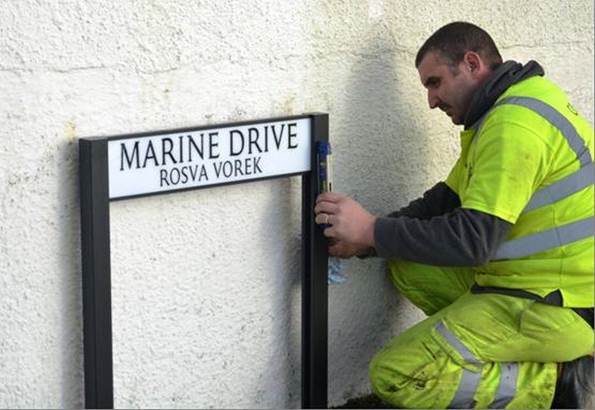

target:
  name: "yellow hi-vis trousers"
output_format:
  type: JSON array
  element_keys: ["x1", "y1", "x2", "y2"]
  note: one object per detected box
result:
[{"x1": 369, "y1": 260, "x2": 594, "y2": 409}]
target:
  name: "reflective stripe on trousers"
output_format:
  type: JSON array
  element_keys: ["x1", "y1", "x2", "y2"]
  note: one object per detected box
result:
[
  {"x1": 435, "y1": 321, "x2": 519, "y2": 408},
  {"x1": 470, "y1": 97, "x2": 594, "y2": 261}
]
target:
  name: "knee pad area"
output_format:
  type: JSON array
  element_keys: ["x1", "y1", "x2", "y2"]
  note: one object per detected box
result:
[{"x1": 369, "y1": 339, "x2": 460, "y2": 409}]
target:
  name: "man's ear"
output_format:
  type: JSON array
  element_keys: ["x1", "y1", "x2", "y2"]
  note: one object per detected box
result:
[{"x1": 463, "y1": 51, "x2": 489, "y2": 78}]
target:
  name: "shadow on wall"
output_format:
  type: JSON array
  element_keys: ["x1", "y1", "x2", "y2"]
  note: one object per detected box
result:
[
  {"x1": 258, "y1": 177, "x2": 302, "y2": 408},
  {"x1": 58, "y1": 135, "x2": 84, "y2": 407},
  {"x1": 327, "y1": 24, "x2": 429, "y2": 403}
]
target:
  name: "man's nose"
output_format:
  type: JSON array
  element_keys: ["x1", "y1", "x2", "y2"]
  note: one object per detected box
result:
[{"x1": 428, "y1": 91, "x2": 440, "y2": 109}]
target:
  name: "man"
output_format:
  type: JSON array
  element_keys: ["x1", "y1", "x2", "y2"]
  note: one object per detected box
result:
[{"x1": 315, "y1": 22, "x2": 594, "y2": 408}]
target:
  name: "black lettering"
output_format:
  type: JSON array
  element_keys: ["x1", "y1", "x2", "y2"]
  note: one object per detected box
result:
[
  {"x1": 162, "y1": 138, "x2": 177, "y2": 165},
  {"x1": 189, "y1": 164, "x2": 198, "y2": 180},
  {"x1": 234, "y1": 159, "x2": 244, "y2": 176},
  {"x1": 271, "y1": 124, "x2": 285, "y2": 150},
  {"x1": 209, "y1": 132, "x2": 220, "y2": 159},
  {"x1": 253, "y1": 156, "x2": 262, "y2": 173},
  {"x1": 287, "y1": 122, "x2": 298, "y2": 149},
  {"x1": 143, "y1": 141, "x2": 159, "y2": 168},
  {"x1": 121, "y1": 141, "x2": 140, "y2": 170},
  {"x1": 229, "y1": 130, "x2": 244, "y2": 156},
  {"x1": 213, "y1": 161, "x2": 223, "y2": 178},
  {"x1": 180, "y1": 166, "x2": 189, "y2": 184},
  {"x1": 170, "y1": 167, "x2": 180, "y2": 185},
  {"x1": 223, "y1": 161, "x2": 233, "y2": 177},
  {"x1": 263, "y1": 125, "x2": 269, "y2": 152},
  {"x1": 199, "y1": 164, "x2": 208, "y2": 181},
  {"x1": 160, "y1": 169, "x2": 169, "y2": 186},
  {"x1": 245, "y1": 157, "x2": 252, "y2": 175},
  {"x1": 248, "y1": 127, "x2": 262, "y2": 154},
  {"x1": 178, "y1": 135, "x2": 184, "y2": 164},
  {"x1": 188, "y1": 134, "x2": 204, "y2": 162}
]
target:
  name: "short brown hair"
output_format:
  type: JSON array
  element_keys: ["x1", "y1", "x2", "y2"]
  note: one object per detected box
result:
[{"x1": 415, "y1": 22, "x2": 503, "y2": 70}]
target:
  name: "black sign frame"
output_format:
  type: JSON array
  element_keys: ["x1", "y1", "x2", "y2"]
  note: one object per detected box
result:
[{"x1": 79, "y1": 113, "x2": 329, "y2": 409}]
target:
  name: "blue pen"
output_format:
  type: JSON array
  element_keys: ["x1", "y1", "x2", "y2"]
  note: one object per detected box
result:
[{"x1": 317, "y1": 141, "x2": 333, "y2": 194}]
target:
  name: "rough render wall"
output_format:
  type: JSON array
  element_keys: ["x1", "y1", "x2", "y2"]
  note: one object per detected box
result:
[{"x1": 0, "y1": 0, "x2": 593, "y2": 408}]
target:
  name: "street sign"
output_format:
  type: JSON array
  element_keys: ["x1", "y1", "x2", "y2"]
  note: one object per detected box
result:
[
  {"x1": 108, "y1": 119, "x2": 311, "y2": 199},
  {"x1": 79, "y1": 114, "x2": 329, "y2": 409}
]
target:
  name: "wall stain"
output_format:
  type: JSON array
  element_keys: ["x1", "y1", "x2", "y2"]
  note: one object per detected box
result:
[
  {"x1": 65, "y1": 121, "x2": 77, "y2": 144},
  {"x1": 277, "y1": 94, "x2": 296, "y2": 115}
]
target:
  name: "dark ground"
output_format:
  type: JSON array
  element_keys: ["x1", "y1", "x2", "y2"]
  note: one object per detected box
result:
[{"x1": 332, "y1": 394, "x2": 392, "y2": 408}]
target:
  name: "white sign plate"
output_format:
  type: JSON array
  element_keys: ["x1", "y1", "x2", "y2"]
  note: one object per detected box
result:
[{"x1": 108, "y1": 118, "x2": 312, "y2": 199}]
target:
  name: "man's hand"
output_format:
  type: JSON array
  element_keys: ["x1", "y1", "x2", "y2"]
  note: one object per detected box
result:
[
  {"x1": 314, "y1": 192, "x2": 377, "y2": 248},
  {"x1": 328, "y1": 240, "x2": 372, "y2": 258}
]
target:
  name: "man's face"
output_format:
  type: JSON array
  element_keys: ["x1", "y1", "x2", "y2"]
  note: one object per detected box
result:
[{"x1": 417, "y1": 51, "x2": 481, "y2": 125}]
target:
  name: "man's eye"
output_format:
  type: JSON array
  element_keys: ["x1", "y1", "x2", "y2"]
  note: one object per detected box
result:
[{"x1": 425, "y1": 80, "x2": 435, "y2": 88}]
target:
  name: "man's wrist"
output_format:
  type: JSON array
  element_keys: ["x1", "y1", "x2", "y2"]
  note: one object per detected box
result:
[{"x1": 364, "y1": 215, "x2": 377, "y2": 247}]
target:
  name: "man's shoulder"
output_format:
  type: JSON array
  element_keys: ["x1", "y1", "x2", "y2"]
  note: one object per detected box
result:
[
  {"x1": 500, "y1": 75, "x2": 567, "y2": 104},
  {"x1": 481, "y1": 76, "x2": 572, "y2": 133}
]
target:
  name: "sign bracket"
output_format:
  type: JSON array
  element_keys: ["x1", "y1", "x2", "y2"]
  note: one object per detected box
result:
[{"x1": 79, "y1": 113, "x2": 329, "y2": 409}]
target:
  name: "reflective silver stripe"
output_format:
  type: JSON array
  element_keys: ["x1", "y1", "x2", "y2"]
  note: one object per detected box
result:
[
  {"x1": 449, "y1": 368, "x2": 482, "y2": 409},
  {"x1": 495, "y1": 216, "x2": 595, "y2": 260},
  {"x1": 435, "y1": 321, "x2": 480, "y2": 365},
  {"x1": 435, "y1": 321, "x2": 482, "y2": 408},
  {"x1": 490, "y1": 362, "x2": 519, "y2": 408},
  {"x1": 497, "y1": 96, "x2": 592, "y2": 166},
  {"x1": 524, "y1": 162, "x2": 595, "y2": 212},
  {"x1": 472, "y1": 96, "x2": 592, "y2": 213}
]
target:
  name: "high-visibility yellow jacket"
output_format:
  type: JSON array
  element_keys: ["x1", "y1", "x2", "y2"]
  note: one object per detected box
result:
[{"x1": 446, "y1": 76, "x2": 594, "y2": 308}]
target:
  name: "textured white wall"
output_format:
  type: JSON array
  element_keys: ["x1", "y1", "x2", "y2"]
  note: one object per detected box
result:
[{"x1": 0, "y1": 0, "x2": 593, "y2": 408}]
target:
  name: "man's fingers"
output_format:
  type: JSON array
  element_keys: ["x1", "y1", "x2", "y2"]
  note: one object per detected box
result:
[
  {"x1": 315, "y1": 213, "x2": 332, "y2": 225},
  {"x1": 316, "y1": 192, "x2": 345, "y2": 204},
  {"x1": 329, "y1": 243, "x2": 346, "y2": 257},
  {"x1": 329, "y1": 242, "x2": 354, "y2": 258},
  {"x1": 314, "y1": 201, "x2": 339, "y2": 215},
  {"x1": 323, "y1": 226, "x2": 335, "y2": 238}
]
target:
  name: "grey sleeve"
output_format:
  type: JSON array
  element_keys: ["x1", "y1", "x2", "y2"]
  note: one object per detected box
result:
[
  {"x1": 374, "y1": 208, "x2": 513, "y2": 266},
  {"x1": 387, "y1": 182, "x2": 461, "y2": 219},
  {"x1": 357, "y1": 182, "x2": 461, "y2": 259}
]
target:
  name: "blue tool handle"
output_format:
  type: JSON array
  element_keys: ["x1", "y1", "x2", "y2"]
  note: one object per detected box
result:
[{"x1": 317, "y1": 141, "x2": 333, "y2": 229}]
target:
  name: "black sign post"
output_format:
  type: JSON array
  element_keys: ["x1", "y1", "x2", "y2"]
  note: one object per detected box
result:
[{"x1": 79, "y1": 113, "x2": 329, "y2": 409}]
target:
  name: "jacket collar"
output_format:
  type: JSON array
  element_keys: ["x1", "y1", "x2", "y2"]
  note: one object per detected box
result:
[{"x1": 464, "y1": 60, "x2": 545, "y2": 129}]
